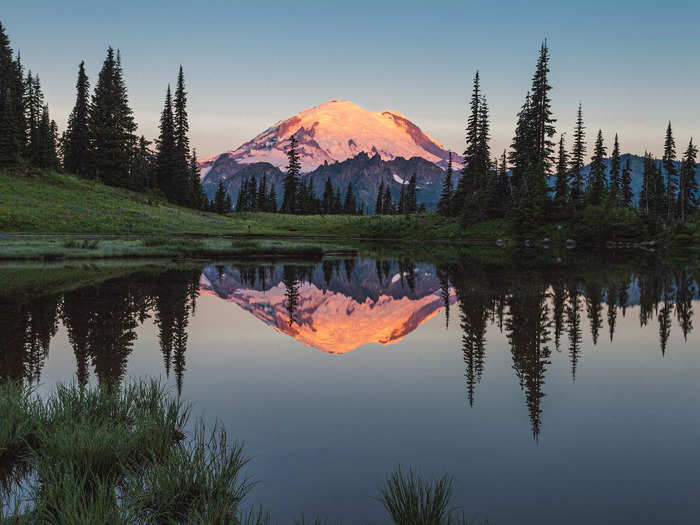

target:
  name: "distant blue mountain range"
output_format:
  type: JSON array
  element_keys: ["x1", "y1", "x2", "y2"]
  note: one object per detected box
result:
[{"x1": 579, "y1": 153, "x2": 689, "y2": 204}]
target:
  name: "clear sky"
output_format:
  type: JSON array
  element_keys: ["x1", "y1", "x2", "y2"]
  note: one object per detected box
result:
[{"x1": 3, "y1": 0, "x2": 699, "y2": 159}]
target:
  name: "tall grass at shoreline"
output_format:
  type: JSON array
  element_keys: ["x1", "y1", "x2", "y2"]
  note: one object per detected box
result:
[{"x1": 0, "y1": 380, "x2": 486, "y2": 524}]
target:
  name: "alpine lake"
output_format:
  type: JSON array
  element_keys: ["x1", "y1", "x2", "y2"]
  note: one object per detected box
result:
[{"x1": 2, "y1": 244, "x2": 700, "y2": 524}]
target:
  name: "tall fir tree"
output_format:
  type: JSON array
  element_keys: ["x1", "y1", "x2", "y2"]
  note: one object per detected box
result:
[
  {"x1": 513, "y1": 38, "x2": 557, "y2": 228},
  {"x1": 281, "y1": 135, "x2": 301, "y2": 214},
  {"x1": 343, "y1": 182, "x2": 356, "y2": 215},
  {"x1": 26, "y1": 73, "x2": 44, "y2": 164},
  {"x1": 173, "y1": 66, "x2": 193, "y2": 205},
  {"x1": 662, "y1": 121, "x2": 677, "y2": 221},
  {"x1": 189, "y1": 149, "x2": 206, "y2": 209},
  {"x1": 155, "y1": 85, "x2": 178, "y2": 199},
  {"x1": 621, "y1": 158, "x2": 633, "y2": 209},
  {"x1": 398, "y1": 175, "x2": 406, "y2": 215},
  {"x1": 132, "y1": 135, "x2": 154, "y2": 190},
  {"x1": 508, "y1": 92, "x2": 532, "y2": 193},
  {"x1": 406, "y1": 174, "x2": 418, "y2": 214},
  {"x1": 608, "y1": 133, "x2": 621, "y2": 206},
  {"x1": 267, "y1": 185, "x2": 278, "y2": 213},
  {"x1": 31, "y1": 103, "x2": 58, "y2": 169},
  {"x1": 382, "y1": 185, "x2": 393, "y2": 214},
  {"x1": 678, "y1": 138, "x2": 698, "y2": 222},
  {"x1": 375, "y1": 180, "x2": 384, "y2": 215},
  {"x1": 258, "y1": 173, "x2": 268, "y2": 212},
  {"x1": 569, "y1": 103, "x2": 586, "y2": 204},
  {"x1": 236, "y1": 178, "x2": 248, "y2": 212},
  {"x1": 0, "y1": 24, "x2": 26, "y2": 167},
  {"x1": 213, "y1": 180, "x2": 227, "y2": 214},
  {"x1": 63, "y1": 61, "x2": 90, "y2": 176},
  {"x1": 553, "y1": 133, "x2": 569, "y2": 205},
  {"x1": 454, "y1": 71, "x2": 481, "y2": 216},
  {"x1": 438, "y1": 151, "x2": 453, "y2": 215},
  {"x1": 0, "y1": 87, "x2": 19, "y2": 166},
  {"x1": 529, "y1": 41, "x2": 556, "y2": 174},
  {"x1": 87, "y1": 47, "x2": 137, "y2": 187},
  {"x1": 323, "y1": 177, "x2": 335, "y2": 214},
  {"x1": 640, "y1": 152, "x2": 653, "y2": 215},
  {"x1": 587, "y1": 130, "x2": 607, "y2": 206}
]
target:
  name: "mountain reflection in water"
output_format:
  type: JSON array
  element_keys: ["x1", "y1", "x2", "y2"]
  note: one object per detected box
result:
[{"x1": 0, "y1": 255, "x2": 697, "y2": 440}]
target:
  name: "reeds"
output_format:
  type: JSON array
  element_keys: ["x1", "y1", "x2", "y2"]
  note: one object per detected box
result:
[
  {"x1": 0, "y1": 380, "x2": 256, "y2": 523},
  {"x1": 0, "y1": 381, "x2": 486, "y2": 523}
]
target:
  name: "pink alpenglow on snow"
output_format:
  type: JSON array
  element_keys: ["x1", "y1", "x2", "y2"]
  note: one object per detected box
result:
[{"x1": 203, "y1": 100, "x2": 460, "y2": 174}]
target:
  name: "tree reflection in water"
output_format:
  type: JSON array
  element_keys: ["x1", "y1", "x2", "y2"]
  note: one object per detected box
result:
[{"x1": 0, "y1": 252, "x2": 697, "y2": 439}]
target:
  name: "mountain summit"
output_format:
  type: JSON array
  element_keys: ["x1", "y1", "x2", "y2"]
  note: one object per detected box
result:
[{"x1": 203, "y1": 100, "x2": 457, "y2": 174}]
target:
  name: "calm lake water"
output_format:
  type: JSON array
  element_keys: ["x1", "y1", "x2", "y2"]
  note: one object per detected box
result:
[{"x1": 2, "y1": 251, "x2": 700, "y2": 523}]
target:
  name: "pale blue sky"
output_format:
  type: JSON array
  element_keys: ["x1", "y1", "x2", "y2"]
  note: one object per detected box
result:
[{"x1": 3, "y1": 0, "x2": 698, "y2": 158}]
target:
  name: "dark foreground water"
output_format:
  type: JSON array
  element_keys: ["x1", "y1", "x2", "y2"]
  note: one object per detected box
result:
[{"x1": 2, "y1": 251, "x2": 700, "y2": 523}]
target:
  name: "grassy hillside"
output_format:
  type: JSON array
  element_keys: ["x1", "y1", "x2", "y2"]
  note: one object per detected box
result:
[
  {"x1": 0, "y1": 168, "x2": 241, "y2": 234},
  {"x1": 0, "y1": 168, "x2": 511, "y2": 239}
]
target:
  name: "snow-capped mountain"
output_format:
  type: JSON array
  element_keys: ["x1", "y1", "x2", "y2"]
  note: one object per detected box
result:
[
  {"x1": 199, "y1": 261, "x2": 455, "y2": 354},
  {"x1": 201, "y1": 99, "x2": 459, "y2": 174}
]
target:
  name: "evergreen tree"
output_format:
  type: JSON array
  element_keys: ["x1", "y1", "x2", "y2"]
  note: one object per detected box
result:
[
  {"x1": 496, "y1": 149, "x2": 511, "y2": 215},
  {"x1": 343, "y1": 182, "x2": 356, "y2": 215},
  {"x1": 258, "y1": 173, "x2": 268, "y2": 212},
  {"x1": 530, "y1": 41, "x2": 556, "y2": 171},
  {"x1": 406, "y1": 174, "x2": 418, "y2": 213},
  {"x1": 508, "y1": 92, "x2": 532, "y2": 193},
  {"x1": 267, "y1": 186, "x2": 278, "y2": 213},
  {"x1": 553, "y1": 133, "x2": 569, "y2": 205},
  {"x1": 189, "y1": 149, "x2": 206, "y2": 209},
  {"x1": 382, "y1": 185, "x2": 393, "y2": 214},
  {"x1": 375, "y1": 180, "x2": 384, "y2": 215},
  {"x1": 132, "y1": 135, "x2": 154, "y2": 190},
  {"x1": 587, "y1": 130, "x2": 607, "y2": 206},
  {"x1": 398, "y1": 176, "x2": 406, "y2": 215},
  {"x1": 281, "y1": 135, "x2": 301, "y2": 214},
  {"x1": 214, "y1": 180, "x2": 227, "y2": 214},
  {"x1": 63, "y1": 61, "x2": 90, "y2": 176},
  {"x1": 333, "y1": 186, "x2": 342, "y2": 214},
  {"x1": 26, "y1": 73, "x2": 44, "y2": 164},
  {"x1": 155, "y1": 85, "x2": 178, "y2": 198},
  {"x1": 173, "y1": 66, "x2": 193, "y2": 205},
  {"x1": 236, "y1": 178, "x2": 248, "y2": 212},
  {"x1": 438, "y1": 151, "x2": 453, "y2": 216},
  {"x1": 678, "y1": 138, "x2": 698, "y2": 222},
  {"x1": 173, "y1": 66, "x2": 190, "y2": 161},
  {"x1": 454, "y1": 71, "x2": 482, "y2": 216},
  {"x1": 608, "y1": 133, "x2": 621, "y2": 206},
  {"x1": 322, "y1": 177, "x2": 335, "y2": 214},
  {"x1": 0, "y1": 22, "x2": 26, "y2": 166},
  {"x1": 249, "y1": 176, "x2": 258, "y2": 211},
  {"x1": 621, "y1": 157, "x2": 633, "y2": 209},
  {"x1": 663, "y1": 121, "x2": 677, "y2": 221},
  {"x1": 640, "y1": 152, "x2": 653, "y2": 215},
  {"x1": 653, "y1": 160, "x2": 666, "y2": 219},
  {"x1": 569, "y1": 103, "x2": 586, "y2": 204},
  {"x1": 0, "y1": 85, "x2": 20, "y2": 166},
  {"x1": 87, "y1": 48, "x2": 137, "y2": 187}
]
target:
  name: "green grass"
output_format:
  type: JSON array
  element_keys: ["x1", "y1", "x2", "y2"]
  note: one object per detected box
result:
[
  {"x1": 0, "y1": 168, "x2": 511, "y2": 241},
  {"x1": 0, "y1": 380, "x2": 486, "y2": 524},
  {"x1": 0, "y1": 237, "x2": 355, "y2": 261},
  {"x1": 0, "y1": 168, "x2": 245, "y2": 234}
]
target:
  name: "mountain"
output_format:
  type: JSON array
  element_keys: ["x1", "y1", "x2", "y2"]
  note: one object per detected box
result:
[
  {"x1": 199, "y1": 99, "x2": 461, "y2": 212},
  {"x1": 201, "y1": 152, "x2": 446, "y2": 213},
  {"x1": 199, "y1": 260, "x2": 455, "y2": 354},
  {"x1": 582, "y1": 153, "x2": 690, "y2": 204},
  {"x1": 201, "y1": 99, "x2": 458, "y2": 175}
]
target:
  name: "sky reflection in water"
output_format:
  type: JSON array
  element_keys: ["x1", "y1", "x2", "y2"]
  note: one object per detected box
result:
[{"x1": 2, "y1": 255, "x2": 699, "y2": 523}]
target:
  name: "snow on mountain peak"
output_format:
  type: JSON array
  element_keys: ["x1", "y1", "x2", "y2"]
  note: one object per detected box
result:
[{"x1": 215, "y1": 99, "x2": 458, "y2": 172}]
